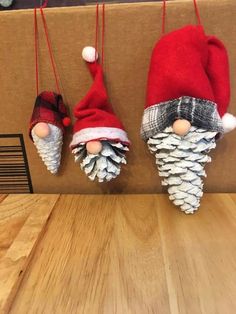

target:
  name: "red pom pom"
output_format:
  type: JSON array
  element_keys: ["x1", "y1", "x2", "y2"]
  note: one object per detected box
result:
[{"x1": 62, "y1": 117, "x2": 71, "y2": 127}]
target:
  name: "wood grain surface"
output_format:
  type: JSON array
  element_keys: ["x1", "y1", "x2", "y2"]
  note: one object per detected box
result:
[
  {"x1": 0, "y1": 194, "x2": 59, "y2": 313},
  {"x1": 1, "y1": 193, "x2": 235, "y2": 314}
]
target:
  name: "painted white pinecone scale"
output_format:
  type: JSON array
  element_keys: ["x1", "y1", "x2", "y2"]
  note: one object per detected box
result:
[
  {"x1": 72, "y1": 141, "x2": 129, "y2": 182},
  {"x1": 31, "y1": 123, "x2": 63, "y2": 174},
  {"x1": 0, "y1": 0, "x2": 13, "y2": 7},
  {"x1": 147, "y1": 126, "x2": 217, "y2": 214}
]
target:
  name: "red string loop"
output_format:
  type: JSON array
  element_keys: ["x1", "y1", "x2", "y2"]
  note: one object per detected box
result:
[
  {"x1": 162, "y1": 0, "x2": 202, "y2": 35},
  {"x1": 94, "y1": 2, "x2": 105, "y2": 67},
  {"x1": 40, "y1": 7, "x2": 61, "y2": 94},
  {"x1": 162, "y1": 0, "x2": 166, "y2": 35},
  {"x1": 95, "y1": 3, "x2": 99, "y2": 62},
  {"x1": 193, "y1": 0, "x2": 202, "y2": 26},
  {"x1": 101, "y1": 3, "x2": 105, "y2": 67},
  {"x1": 34, "y1": 8, "x2": 39, "y2": 95},
  {"x1": 34, "y1": 2, "x2": 61, "y2": 96}
]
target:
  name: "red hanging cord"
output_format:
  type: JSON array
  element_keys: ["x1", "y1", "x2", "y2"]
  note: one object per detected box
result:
[
  {"x1": 162, "y1": 0, "x2": 166, "y2": 35},
  {"x1": 94, "y1": 2, "x2": 105, "y2": 67},
  {"x1": 101, "y1": 3, "x2": 105, "y2": 67},
  {"x1": 162, "y1": 0, "x2": 202, "y2": 35},
  {"x1": 193, "y1": 0, "x2": 202, "y2": 26},
  {"x1": 34, "y1": 0, "x2": 61, "y2": 95},
  {"x1": 40, "y1": 7, "x2": 61, "y2": 94},
  {"x1": 34, "y1": 8, "x2": 39, "y2": 95},
  {"x1": 95, "y1": 3, "x2": 99, "y2": 62}
]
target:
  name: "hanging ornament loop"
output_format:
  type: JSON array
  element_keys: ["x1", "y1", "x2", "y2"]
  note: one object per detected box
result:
[
  {"x1": 162, "y1": 0, "x2": 202, "y2": 35},
  {"x1": 34, "y1": 7, "x2": 39, "y2": 95},
  {"x1": 193, "y1": 0, "x2": 202, "y2": 26},
  {"x1": 34, "y1": 0, "x2": 61, "y2": 95},
  {"x1": 39, "y1": 7, "x2": 61, "y2": 94},
  {"x1": 94, "y1": 2, "x2": 105, "y2": 68},
  {"x1": 162, "y1": 0, "x2": 166, "y2": 35}
]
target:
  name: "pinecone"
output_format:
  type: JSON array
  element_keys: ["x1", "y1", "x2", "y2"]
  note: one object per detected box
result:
[
  {"x1": 31, "y1": 123, "x2": 63, "y2": 174},
  {"x1": 147, "y1": 126, "x2": 217, "y2": 214},
  {"x1": 72, "y1": 141, "x2": 129, "y2": 182}
]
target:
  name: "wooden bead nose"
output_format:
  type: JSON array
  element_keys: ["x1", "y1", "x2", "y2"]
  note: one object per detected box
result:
[
  {"x1": 33, "y1": 122, "x2": 50, "y2": 138},
  {"x1": 86, "y1": 141, "x2": 103, "y2": 154},
  {"x1": 172, "y1": 119, "x2": 191, "y2": 136}
]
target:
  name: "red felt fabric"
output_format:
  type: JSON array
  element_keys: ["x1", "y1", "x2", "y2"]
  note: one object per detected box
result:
[
  {"x1": 146, "y1": 25, "x2": 230, "y2": 117},
  {"x1": 206, "y1": 36, "x2": 230, "y2": 117},
  {"x1": 73, "y1": 62, "x2": 126, "y2": 134}
]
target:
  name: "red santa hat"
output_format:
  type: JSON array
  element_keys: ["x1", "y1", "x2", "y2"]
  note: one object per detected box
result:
[
  {"x1": 141, "y1": 25, "x2": 236, "y2": 140},
  {"x1": 70, "y1": 47, "x2": 130, "y2": 148},
  {"x1": 29, "y1": 91, "x2": 71, "y2": 140}
]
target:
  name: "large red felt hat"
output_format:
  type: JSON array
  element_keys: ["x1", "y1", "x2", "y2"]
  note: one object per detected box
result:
[
  {"x1": 141, "y1": 25, "x2": 236, "y2": 140},
  {"x1": 70, "y1": 47, "x2": 130, "y2": 148}
]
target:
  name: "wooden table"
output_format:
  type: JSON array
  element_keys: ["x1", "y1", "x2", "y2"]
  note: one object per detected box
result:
[{"x1": 1, "y1": 194, "x2": 236, "y2": 314}]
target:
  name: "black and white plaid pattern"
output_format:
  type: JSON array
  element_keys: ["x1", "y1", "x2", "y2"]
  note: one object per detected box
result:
[{"x1": 141, "y1": 96, "x2": 224, "y2": 141}]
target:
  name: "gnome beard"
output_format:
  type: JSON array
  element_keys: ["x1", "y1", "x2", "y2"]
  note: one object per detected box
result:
[
  {"x1": 147, "y1": 125, "x2": 217, "y2": 214},
  {"x1": 31, "y1": 123, "x2": 63, "y2": 175},
  {"x1": 72, "y1": 141, "x2": 129, "y2": 182}
]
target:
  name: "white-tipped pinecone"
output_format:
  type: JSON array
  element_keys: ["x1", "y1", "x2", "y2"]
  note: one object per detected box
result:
[
  {"x1": 72, "y1": 141, "x2": 129, "y2": 182},
  {"x1": 147, "y1": 126, "x2": 217, "y2": 214},
  {"x1": 0, "y1": 0, "x2": 13, "y2": 7},
  {"x1": 31, "y1": 123, "x2": 63, "y2": 175}
]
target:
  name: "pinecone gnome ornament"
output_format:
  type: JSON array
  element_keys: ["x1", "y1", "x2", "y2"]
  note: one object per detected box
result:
[
  {"x1": 141, "y1": 0, "x2": 236, "y2": 214},
  {"x1": 29, "y1": 3, "x2": 70, "y2": 174},
  {"x1": 30, "y1": 92, "x2": 70, "y2": 174},
  {"x1": 70, "y1": 4, "x2": 130, "y2": 182}
]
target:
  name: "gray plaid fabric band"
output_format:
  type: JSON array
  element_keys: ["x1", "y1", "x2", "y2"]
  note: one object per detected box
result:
[{"x1": 141, "y1": 96, "x2": 224, "y2": 141}]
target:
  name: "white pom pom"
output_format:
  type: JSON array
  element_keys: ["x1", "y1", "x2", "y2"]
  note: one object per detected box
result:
[
  {"x1": 222, "y1": 113, "x2": 236, "y2": 133},
  {"x1": 82, "y1": 46, "x2": 98, "y2": 63}
]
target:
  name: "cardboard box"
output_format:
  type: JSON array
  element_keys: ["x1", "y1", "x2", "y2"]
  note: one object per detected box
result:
[{"x1": 0, "y1": 0, "x2": 235, "y2": 193}]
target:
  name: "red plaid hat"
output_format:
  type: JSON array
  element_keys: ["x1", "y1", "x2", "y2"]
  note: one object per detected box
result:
[{"x1": 29, "y1": 91, "x2": 70, "y2": 140}]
